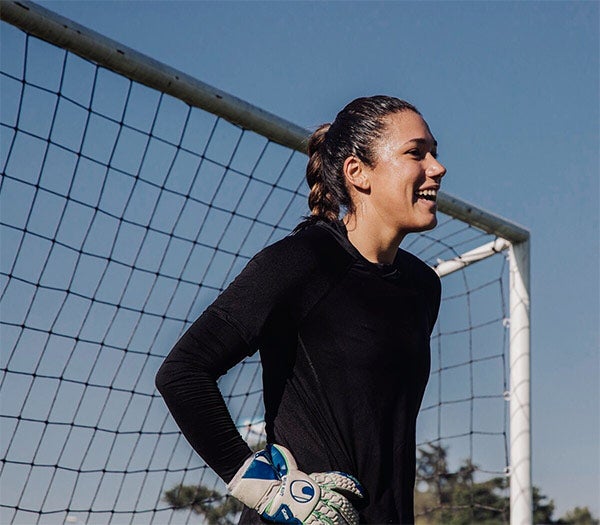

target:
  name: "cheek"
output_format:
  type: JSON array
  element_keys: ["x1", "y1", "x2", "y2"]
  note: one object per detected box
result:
[
  {"x1": 370, "y1": 161, "x2": 420, "y2": 208},
  {"x1": 373, "y1": 182, "x2": 415, "y2": 216},
  {"x1": 388, "y1": 175, "x2": 418, "y2": 202}
]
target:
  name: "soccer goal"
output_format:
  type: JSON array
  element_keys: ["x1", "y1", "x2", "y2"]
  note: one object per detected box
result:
[{"x1": 0, "y1": 2, "x2": 531, "y2": 524}]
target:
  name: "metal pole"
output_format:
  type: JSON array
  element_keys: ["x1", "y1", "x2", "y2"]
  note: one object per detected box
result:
[
  {"x1": 436, "y1": 192, "x2": 529, "y2": 244},
  {"x1": 434, "y1": 237, "x2": 510, "y2": 277},
  {"x1": 509, "y1": 240, "x2": 532, "y2": 525}
]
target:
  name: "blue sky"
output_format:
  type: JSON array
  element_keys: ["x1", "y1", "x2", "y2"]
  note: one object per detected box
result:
[{"x1": 3, "y1": 0, "x2": 598, "y2": 519}]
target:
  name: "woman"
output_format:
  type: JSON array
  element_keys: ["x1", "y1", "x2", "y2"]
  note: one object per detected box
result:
[{"x1": 155, "y1": 95, "x2": 446, "y2": 524}]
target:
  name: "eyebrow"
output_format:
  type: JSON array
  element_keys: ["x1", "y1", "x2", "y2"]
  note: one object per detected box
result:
[{"x1": 402, "y1": 138, "x2": 438, "y2": 148}]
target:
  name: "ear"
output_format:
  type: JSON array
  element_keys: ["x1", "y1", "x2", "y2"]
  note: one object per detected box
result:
[{"x1": 343, "y1": 156, "x2": 370, "y2": 191}]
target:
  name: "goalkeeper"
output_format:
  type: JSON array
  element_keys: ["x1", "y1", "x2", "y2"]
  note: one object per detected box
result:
[{"x1": 156, "y1": 96, "x2": 445, "y2": 524}]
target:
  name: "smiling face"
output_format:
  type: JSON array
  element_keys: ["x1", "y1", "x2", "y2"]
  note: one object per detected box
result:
[{"x1": 353, "y1": 110, "x2": 446, "y2": 237}]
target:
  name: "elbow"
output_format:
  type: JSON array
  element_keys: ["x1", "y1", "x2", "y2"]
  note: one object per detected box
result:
[
  {"x1": 154, "y1": 346, "x2": 211, "y2": 401},
  {"x1": 155, "y1": 355, "x2": 188, "y2": 407},
  {"x1": 155, "y1": 336, "x2": 196, "y2": 398},
  {"x1": 155, "y1": 350, "x2": 186, "y2": 398},
  {"x1": 155, "y1": 359, "x2": 170, "y2": 397}
]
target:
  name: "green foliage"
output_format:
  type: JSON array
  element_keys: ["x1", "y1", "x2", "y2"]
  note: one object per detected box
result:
[
  {"x1": 415, "y1": 443, "x2": 509, "y2": 525},
  {"x1": 559, "y1": 507, "x2": 600, "y2": 525},
  {"x1": 532, "y1": 485, "x2": 556, "y2": 525},
  {"x1": 250, "y1": 440, "x2": 267, "y2": 452},
  {"x1": 414, "y1": 443, "x2": 599, "y2": 525},
  {"x1": 163, "y1": 483, "x2": 243, "y2": 525}
]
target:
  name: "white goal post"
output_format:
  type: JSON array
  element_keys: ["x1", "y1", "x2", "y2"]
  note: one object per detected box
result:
[{"x1": 1, "y1": 2, "x2": 531, "y2": 524}]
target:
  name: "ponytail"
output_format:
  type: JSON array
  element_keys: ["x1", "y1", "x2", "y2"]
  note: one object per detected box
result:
[{"x1": 306, "y1": 124, "x2": 340, "y2": 222}]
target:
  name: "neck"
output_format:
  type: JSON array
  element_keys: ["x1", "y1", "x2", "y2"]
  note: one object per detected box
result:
[{"x1": 342, "y1": 213, "x2": 405, "y2": 265}]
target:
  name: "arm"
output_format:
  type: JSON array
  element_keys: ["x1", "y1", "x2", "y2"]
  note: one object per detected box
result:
[
  {"x1": 155, "y1": 233, "x2": 323, "y2": 481},
  {"x1": 155, "y1": 309, "x2": 254, "y2": 482}
]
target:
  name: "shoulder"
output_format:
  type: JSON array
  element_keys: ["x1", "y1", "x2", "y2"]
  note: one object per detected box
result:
[{"x1": 252, "y1": 222, "x2": 356, "y2": 279}]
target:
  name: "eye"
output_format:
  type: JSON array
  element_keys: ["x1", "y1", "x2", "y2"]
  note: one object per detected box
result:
[{"x1": 408, "y1": 148, "x2": 424, "y2": 158}]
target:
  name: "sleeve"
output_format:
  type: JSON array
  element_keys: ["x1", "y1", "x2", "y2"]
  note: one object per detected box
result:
[
  {"x1": 205, "y1": 235, "x2": 320, "y2": 346},
  {"x1": 155, "y1": 235, "x2": 320, "y2": 483}
]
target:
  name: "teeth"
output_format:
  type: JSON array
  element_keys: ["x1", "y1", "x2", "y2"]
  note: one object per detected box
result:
[{"x1": 415, "y1": 189, "x2": 437, "y2": 198}]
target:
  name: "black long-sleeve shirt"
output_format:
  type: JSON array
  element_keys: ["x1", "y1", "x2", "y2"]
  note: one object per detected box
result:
[{"x1": 155, "y1": 219, "x2": 441, "y2": 524}]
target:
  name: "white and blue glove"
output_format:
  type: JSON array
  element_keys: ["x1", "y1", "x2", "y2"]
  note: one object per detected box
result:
[{"x1": 227, "y1": 444, "x2": 364, "y2": 524}]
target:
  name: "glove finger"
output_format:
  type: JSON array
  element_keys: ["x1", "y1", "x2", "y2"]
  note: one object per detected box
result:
[
  {"x1": 305, "y1": 509, "x2": 337, "y2": 525},
  {"x1": 306, "y1": 498, "x2": 358, "y2": 525},
  {"x1": 310, "y1": 471, "x2": 364, "y2": 500},
  {"x1": 320, "y1": 491, "x2": 359, "y2": 525}
]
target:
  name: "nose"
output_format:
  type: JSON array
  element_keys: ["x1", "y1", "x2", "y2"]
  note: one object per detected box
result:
[{"x1": 426, "y1": 155, "x2": 446, "y2": 180}]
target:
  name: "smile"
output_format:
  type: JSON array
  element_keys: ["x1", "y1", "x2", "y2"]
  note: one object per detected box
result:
[{"x1": 415, "y1": 189, "x2": 437, "y2": 202}]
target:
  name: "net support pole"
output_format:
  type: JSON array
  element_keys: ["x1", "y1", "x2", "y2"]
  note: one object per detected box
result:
[
  {"x1": 433, "y1": 237, "x2": 510, "y2": 278},
  {"x1": 508, "y1": 239, "x2": 532, "y2": 525}
]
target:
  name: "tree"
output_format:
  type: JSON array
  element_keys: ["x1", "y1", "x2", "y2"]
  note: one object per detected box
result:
[
  {"x1": 163, "y1": 483, "x2": 243, "y2": 525},
  {"x1": 414, "y1": 443, "x2": 600, "y2": 525},
  {"x1": 416, "y1": 443, "x2": 508, "y2": 525},
  {"x1": 559, "y1": 507, "x2": 599, "y2": 525},
  {"x1": 532, "y1": 485, "x2": 556, "y2": 525}
]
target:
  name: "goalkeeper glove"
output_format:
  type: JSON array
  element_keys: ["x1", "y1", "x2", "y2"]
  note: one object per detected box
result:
[{"x1": 227, "y1": 443, "x2": 364, "y2": 525}]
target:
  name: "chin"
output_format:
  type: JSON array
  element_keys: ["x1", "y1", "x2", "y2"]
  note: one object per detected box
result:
[{"x1": 410, "y1": 215, "x2": 438, "y2": 233}]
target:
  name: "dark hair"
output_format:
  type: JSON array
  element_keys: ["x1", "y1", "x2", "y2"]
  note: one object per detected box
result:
[{"x1": 305, "y1": 96, "x2": 420, "y2": 222}]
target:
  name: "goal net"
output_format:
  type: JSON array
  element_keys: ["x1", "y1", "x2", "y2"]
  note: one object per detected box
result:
[{"x1": 0, "y1": 3, "x2": 531, "y2": 524}]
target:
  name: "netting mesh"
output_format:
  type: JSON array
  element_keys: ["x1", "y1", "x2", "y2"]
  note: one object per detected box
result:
[{"x1": 1, "y1": 23, "x2": 509, "y2": 525}]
